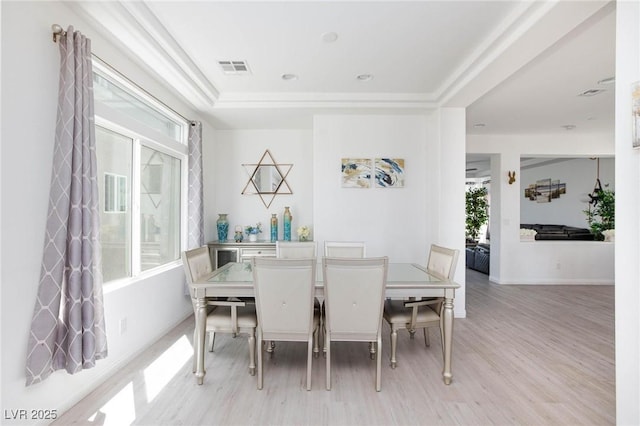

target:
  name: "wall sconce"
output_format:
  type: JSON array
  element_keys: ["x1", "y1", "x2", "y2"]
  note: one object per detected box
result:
[{"x1": 508, "y1": 171, "x2": 516, "y2": 185}]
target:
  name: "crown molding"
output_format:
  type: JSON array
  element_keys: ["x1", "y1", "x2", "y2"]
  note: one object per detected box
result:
[
  {"x1": 213, "y1": 91, "x2": 438, "y2": 111},
  {"x1": 68, "y1": 1, "x2": 219, "y2": 109},
  {"x1": 438, "y1": 0, "x2": 612, "y2": 107}
]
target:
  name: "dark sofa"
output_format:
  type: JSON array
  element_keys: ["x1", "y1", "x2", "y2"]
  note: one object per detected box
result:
[
  {"x1": 466, "y1": 243, "x2": 490, "y2": 274},
  {"x1": 520, "y1": 224, "x2": 594, "y2": 241}
]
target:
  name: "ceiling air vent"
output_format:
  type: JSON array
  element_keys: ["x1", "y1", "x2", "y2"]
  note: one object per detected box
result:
[{"x1": 218, "y1": 60, "x2": 251, "y2": 75}]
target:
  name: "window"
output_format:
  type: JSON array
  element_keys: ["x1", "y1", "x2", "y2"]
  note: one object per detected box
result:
[
  {"x1": 140, "y1": 146, "x2": 181, "y2": 272},
  {"x1": 104, "y1": 173, "x2": 127, "y2": 213},
  {"x1": 93, "y1": 60, "x2": 187, "y2": 143},
  {"x1": 93, "y1": 60, "x2": 188, "y2": 284}
]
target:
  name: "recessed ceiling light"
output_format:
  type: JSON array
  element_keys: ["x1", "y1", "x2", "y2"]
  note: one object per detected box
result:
[
  {"x1": 597, "y1": 76, "x2": 615, "y2": 85},
  {"x1": 281, "y1": 73, "x2": 298, "y2": 81},
  {"x1": 321, "y1": 32, "x2": 338, "y2": 43},
  {"x1": 562, "y1": 124, "x2": 576, "y2": 130},
  {"x1": 356, "y1": 74, "x2": 373, "y2": 81}
]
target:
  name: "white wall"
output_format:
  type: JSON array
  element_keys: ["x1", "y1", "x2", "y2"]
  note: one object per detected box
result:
[
  {"x1": 1, "y1": 2, "x2": 198, "y2": 422},
  {"x1": 206, "y1": 129, "x2": 313, "y2": 243},
  {"x1": 468, "y1": 133, "x2": 615, "y2": 284},
  {"x1": 520, "y1": 157, "x2": 615, "y2": 228},
  {"x1": 614, "y1": 1, "x2": 640, "y2": 423},
  {"x1": 313, "y1": 115, "x2": 429, "y2": 262}
]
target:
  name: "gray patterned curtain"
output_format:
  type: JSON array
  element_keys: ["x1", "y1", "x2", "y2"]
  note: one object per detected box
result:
[
  {"x1": 187, "y1": 121, "x2": 204, "y2": 248},
  {"x1": 25, "y1": 26, "x2": 107, "y2": 386}
]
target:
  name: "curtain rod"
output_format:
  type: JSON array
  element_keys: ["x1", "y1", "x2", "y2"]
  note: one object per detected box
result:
[
  {"x1": 51, "y1": 24, "x2": 66, "y2": 42},
  {"x1": 51, "y1": 23, "x2": 196, "y2": 126}
]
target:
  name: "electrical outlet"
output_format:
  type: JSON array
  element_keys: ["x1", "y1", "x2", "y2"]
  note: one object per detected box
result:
[{"x1": 119, "y1": 317, "x2": 127, "y2": 335}]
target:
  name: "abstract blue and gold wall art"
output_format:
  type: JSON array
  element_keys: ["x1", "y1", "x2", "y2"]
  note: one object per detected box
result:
[
  {"x1": 341, "y1": 158, "x2": 372, "y2": 188},
  {"x1": 375, "y1": 158, "x2": 405, "y2": 188}
]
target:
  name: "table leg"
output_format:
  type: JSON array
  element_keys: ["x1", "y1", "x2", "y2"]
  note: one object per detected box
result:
[
  {"x1": 195, "y1": 297, "x2": 207, "y2": 384},
  {"x1": 442, "y1": 296, "x2": 454, "y2": 385}
]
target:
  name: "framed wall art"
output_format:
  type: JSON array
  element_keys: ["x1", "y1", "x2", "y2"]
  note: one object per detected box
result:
[
  {"x1": 341, "y1": 158, "x2": 372, "y2": 188},
  {"x1": 524, "y1": 178, "x2": 566, "y2": 203},
  {"x1": 375, "y1": 158, "x2": 405, "y2": 188}
]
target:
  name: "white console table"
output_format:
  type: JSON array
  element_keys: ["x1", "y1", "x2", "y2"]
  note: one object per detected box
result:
[{"x1": 207, "y1": 240, "x2": 276, "y2": 269}]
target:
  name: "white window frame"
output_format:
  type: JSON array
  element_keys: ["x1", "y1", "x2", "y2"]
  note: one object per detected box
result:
[{"x1": 93, "y1": 60, "x2": 189, "y2": 286}]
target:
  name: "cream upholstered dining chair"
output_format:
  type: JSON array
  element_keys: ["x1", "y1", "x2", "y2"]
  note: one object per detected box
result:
[
  {"x1": 323, "y1": 256, "x2": 388, "y2": 391},
  {"x1": 324, "y1": 241, "x2": 366, "y2": 258},
  {"x1": 182, "y1": 247, "x2": 257, "y2": 376},
  {"x1": 276, "y1": 240, "x2": 317, "y2": 258},
  {"x1": 275, "y1": 240, "x2": 320, "y2": 356},
  {"x1": 251, "y1": 257, "x2": 320, "y2": 390},
  {"x1": 383, "y1": 244, "x2": 459, "y2": 369},
  {"x1": 322, "y1": 241, "x2": 366, "y2": 355}
]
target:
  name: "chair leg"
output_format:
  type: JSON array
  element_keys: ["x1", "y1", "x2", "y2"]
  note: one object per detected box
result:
[
  {"x1": 325, "y1": 335, "x2": 331, "y2": 390},
  {"x1": 257, "y1": 331, "x2": 264, "y2": 390},
  {"x1": 248, "y1": 330, "x2": 256, "y2": 376},
  {"x1": 376, "y1": 336, "x2": 382, "y2": 392},
  {"x1": 313, "y1": 326, "x2": 320, "y2": 358},
  {"x1": 208, "y1": 331, "x2": 215, "y2": 352},
  {"x1": 390, "y1": 326, "x2": 398, "y2": 369},
  {"x1": 323, "y1": 322, "x2": 328, "y2": 358},
  {"x1": 266, "y1": 340, "x2": 275, "y2": 357},
  {"x1": 321, "y1": 302, "x2": 326, "y2": 357},
  {"x1": 306, "y1": 337, "x2": 313, "y2": 391},
  {"x1": 423, "y1": 327, "x2": 430, "y2": 347}
]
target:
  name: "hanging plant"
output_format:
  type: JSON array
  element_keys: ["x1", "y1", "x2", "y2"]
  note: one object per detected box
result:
[
  {"x1": 465, "y1": 187, "x2": 489, "y2": 242},
  {"x1": 584, "y1": 188, "x2": 615, "y2": 240}
]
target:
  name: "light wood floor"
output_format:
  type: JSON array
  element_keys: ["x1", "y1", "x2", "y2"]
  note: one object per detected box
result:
[{"x1": 54, "y1": 269, "x2": 615, "y2": 425}]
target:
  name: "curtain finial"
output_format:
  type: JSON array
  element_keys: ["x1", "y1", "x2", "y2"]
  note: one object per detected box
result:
[{"x1": 51, "y1": 24, "x2": 66, "y2": 43}]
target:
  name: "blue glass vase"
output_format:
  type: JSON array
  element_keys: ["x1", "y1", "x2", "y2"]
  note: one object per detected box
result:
[
  {"x1": 270, "y1": 214, "x2": 278, "y2": 242},
  {"x1": 216, "y1": 213, "x2": 229, "y2": 242},
  {"x1": 283, "y1": 207, "x2": 292, "y2": 241}
]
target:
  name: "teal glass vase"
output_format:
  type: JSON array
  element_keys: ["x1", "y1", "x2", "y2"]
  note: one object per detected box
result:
[
  {"x1": 270, "y1": 214, "x2": 278, "y2": 242},
  {"x1": 283, "y1": 207, "x2": 292, "y2": 241},
  {"x1": 216, "y1": 213, "x2": 229, "y2": 242}
]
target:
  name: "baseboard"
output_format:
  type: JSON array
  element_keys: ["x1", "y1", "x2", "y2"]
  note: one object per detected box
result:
[{"x1": 490, "y1": 277, "x2": 614, "y2": 285}]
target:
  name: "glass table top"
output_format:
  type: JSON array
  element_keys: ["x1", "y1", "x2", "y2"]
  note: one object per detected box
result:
[{"x1": 207, "y1": 261, "x2": 450, "y2": 285}]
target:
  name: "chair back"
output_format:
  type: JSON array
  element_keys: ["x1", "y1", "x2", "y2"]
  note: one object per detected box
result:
[
  {"x1": 427, "y1": 244, "x2": 459, "y2": 281},
  {"x1": 324, "y1": 241, "x2": 366, "y2": 258},
  {"x1": 323, "y1": 257, "x2": 388, "y2": 341},
  {"x1": 252, "y1": 257, "x2": 316, "y2": 341},
  {"x1": 276, "y1": 241, "x2": 317, "y2": 258},
  {"x1": 182, "y1": 246, "x2": 213, "y2": 283}
]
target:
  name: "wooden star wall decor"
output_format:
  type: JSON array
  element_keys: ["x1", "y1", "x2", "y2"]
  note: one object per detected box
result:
[{"x1": 241, "y1": 149, "x2": 293, "y2": 208}]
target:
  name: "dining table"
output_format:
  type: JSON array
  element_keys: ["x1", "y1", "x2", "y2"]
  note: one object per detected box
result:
[{"x1": 189, "y1": 261, "x2": 460, "y2": 385}]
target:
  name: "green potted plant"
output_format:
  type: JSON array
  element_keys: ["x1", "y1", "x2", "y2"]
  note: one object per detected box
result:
[
  {"x1": 465, "y1": 187, "x2": 489, "y2": 243},
  {"x1": 584, "y1": 188, "x2": 615, "y2": 241}
]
